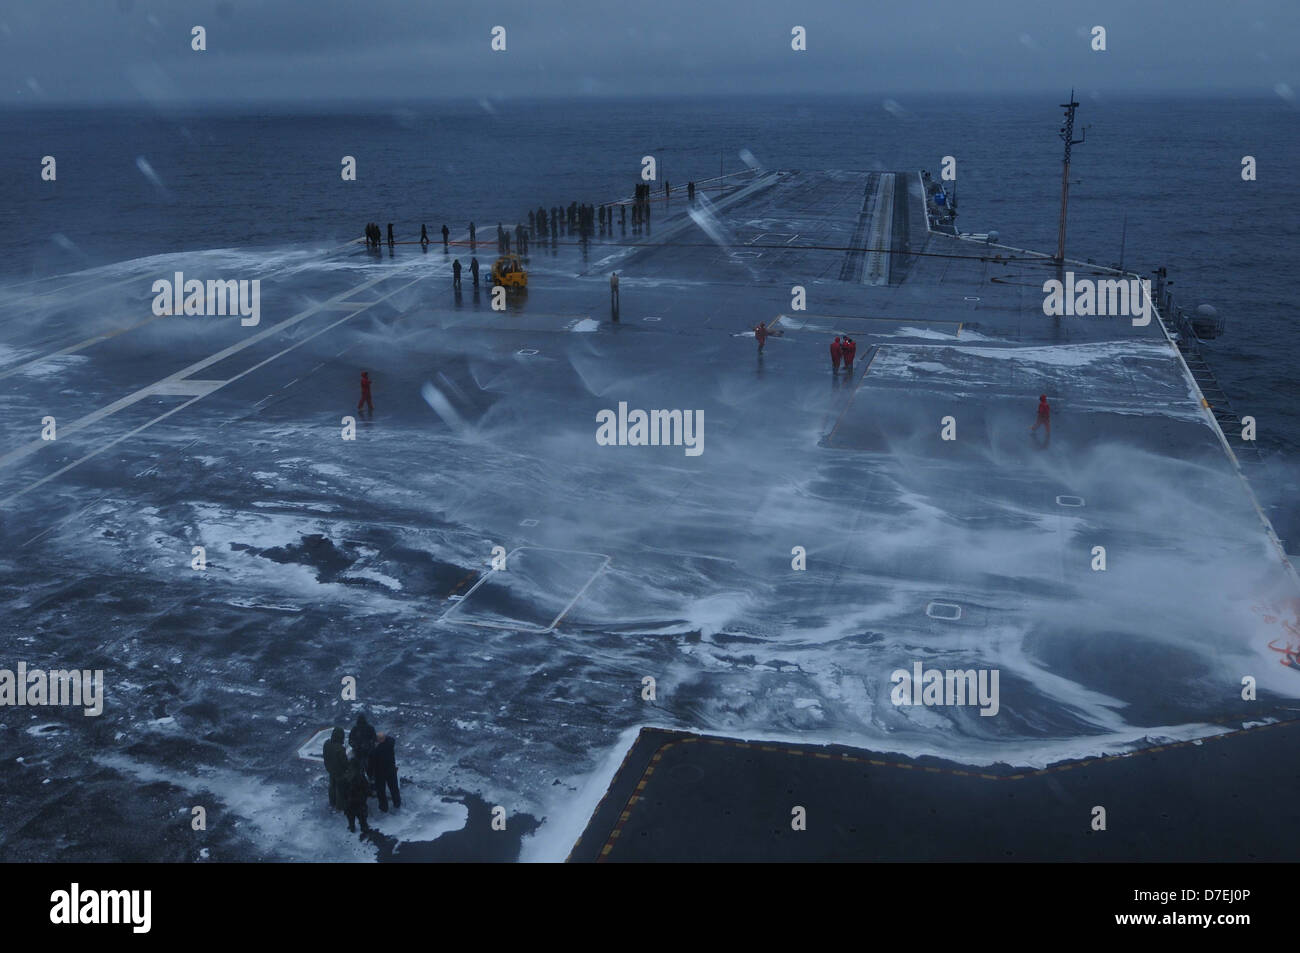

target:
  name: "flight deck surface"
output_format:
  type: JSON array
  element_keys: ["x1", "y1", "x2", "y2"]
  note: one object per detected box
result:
[{"x1": 1, "y1": 169, "x2": 1295, "y2": 862}]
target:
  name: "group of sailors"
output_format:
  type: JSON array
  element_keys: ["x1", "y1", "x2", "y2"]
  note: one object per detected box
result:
[
  {"x1": 497, "y1": 221, "x2": 532, "y2": 254},
  {"x1": 416, "y1": 223, "x2": 449, "y2": 247},
  {"x1": 830, "y1": 336, "x2": 857, "y2": 373},
  {"x1": 449, "y1": 256, "x2": 482, "y2": 289},
  {"x1": 363, "y1": 178, "x2": 707, "y2": 303},
  {"x1": 511, "y1": 203, "x2": 611, "y2": 244},
  {"x1": 631, "y1": 183, "x2": 653, "y2": 230},
  {"x1": 367, "y1": 178, "x2": 703, "y2": 257},
  {"x1": 363, "y1": 222, "x2": 392, "y2": 248},
  {"x1": 751, "y1": 329, "x2": 860, "y2": 373},
  {"x1": 323, "y1": 713, "x2": 401, "y2": 835},
  {"x1": 365, "y1": 221, "x2": 452, "y2": 249}
]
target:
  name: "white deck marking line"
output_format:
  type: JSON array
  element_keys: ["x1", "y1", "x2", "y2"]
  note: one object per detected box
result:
[
  {"x1": 23, "y1": 352, "x2": 339, "y2": 547},
  {"x1": 440, "y1": 547, "x2": 612, "y2": 634},
  {"x1": 6, "y1": 231, "x2": 369, "y2": 299},
  {"x1": 2, "y1": 246, "x2": 434, "y2": 375},
  {"x1": 0, "y1": 312, "x2": 171, "y2": 380},
  {"x1": 635, "y1": 546, "x2": 738, "y2": 565},
  {"x1": 22, "y1": 430, "x2": 212, "y2": 547},
  {"x1": 776, "y1": 312, "x2": 962, "y2": 328},
  {"x1": 0, "y1": 270, "x2": 395, "y2": 471},
  {"x1": 0, "y1": 275, "x2": 421, "y2": 506},
  {"x1": 0, "y1": 272, "x2": 79, "y2": 292},
  {"x1": 6, "y1": 271, "x2": 145, "y2": 307},
  {"x1": 21, "y1": 491, "x2": 118, "y2": 547}
]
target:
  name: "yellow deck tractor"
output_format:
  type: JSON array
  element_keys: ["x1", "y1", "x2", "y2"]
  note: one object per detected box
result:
[{"x1": 491, "y1": 254, "x2": 527, "y2": 289}]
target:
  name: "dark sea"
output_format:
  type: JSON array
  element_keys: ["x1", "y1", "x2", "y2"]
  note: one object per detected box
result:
[{"x1": 2, "y1": 93, "x2": 1297, "y2": 468}]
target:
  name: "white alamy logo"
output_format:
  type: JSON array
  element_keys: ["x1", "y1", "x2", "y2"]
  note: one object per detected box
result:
[
  {"x1": 596, "y1": 401, "x2": 704, "y2": 456},
  {"x1": 890, "y1": 661, "x2": 1000, "y2": 716},
  {"x1": 152, "y1": 272, "x2": 260, "y2": 326},
  {"x1": 1042, "y1": 272, "x2": 1151, "y2": 326},
  {"x1": 50, "y1": 884, "x2": 151, "y2": 933},
  {"x1": 0, "y1": 662, "x2": 103, "y2": 716}
]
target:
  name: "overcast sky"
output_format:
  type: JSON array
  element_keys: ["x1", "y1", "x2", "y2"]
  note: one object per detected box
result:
[{"x1": 2, "y1": 0, "x2": 1296, "y2": 105}]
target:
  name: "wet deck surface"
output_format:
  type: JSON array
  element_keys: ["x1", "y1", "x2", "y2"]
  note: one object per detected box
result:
[{"x1": 1, "y1": 170, "x2": 1296, "y2": 862}]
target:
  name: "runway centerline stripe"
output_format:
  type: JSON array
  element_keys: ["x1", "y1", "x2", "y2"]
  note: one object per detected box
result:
[
  {"x1": 0, "y1": 275, "x2": 422, "y2": 506},
  {"x1": 0, "y1": 311, "x2": 171, "y2": 381},
  {"x1": 0, "y1": 269, "x2": 400, "y2": 471}
]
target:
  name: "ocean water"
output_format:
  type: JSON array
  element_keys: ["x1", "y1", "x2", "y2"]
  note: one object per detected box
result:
[{"x1": 2, "y1": 94, "x2": 1296, "y2": 454}]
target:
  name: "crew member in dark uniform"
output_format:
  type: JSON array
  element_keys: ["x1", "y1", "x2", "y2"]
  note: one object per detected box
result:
[
  {"x1": 349, "y1": 713, "x2": 377, "y2": 771},
  {"x1": 323, "y1": 727, "x2": 348, "y2": 811},
  {"x1": 368, "y1": 732, "x2": 401, "y2": 812},
  {"x1": 344, "y1": 755, "x2": 370, "y2": 834}
]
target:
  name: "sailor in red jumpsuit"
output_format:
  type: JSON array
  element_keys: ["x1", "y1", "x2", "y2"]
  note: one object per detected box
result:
[
  {"x1": 358, "y1": 372, "x2": 374, "y2": 412},
  {"x1": 841, "y1": 336, "x2": 857, "y2": 373},
  {"x1": 830, "y1": 336, "x2": 842, "y2": 373},
  {"x1": 755, "y1": 322, "x2": 768, "y2": 352},
  {"x1": 1030, "y1": 394, "x2": 1050, "y2": 434}
]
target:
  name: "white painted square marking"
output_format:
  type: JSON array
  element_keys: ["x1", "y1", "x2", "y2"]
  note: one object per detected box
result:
[
  {"x1": 926, "y1": 601, "x2": 963, "y2": 621},
  {"x1": 1056, "y1": 495, "x2": 1086, "y2": 507}
]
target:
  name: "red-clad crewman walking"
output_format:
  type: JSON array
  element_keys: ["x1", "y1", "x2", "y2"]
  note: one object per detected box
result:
[
  {"x1": 841, "y1": 336, "x2": 857, "y2": 373},
  {"x1": 1030, "y1": 394, "x2": 1050, "y2": 435},
  {"x1": 358, "y1": 371, "x2": 374, "y2": 412},
  {"x1": 830, "y1": 336, "x2": 842, "y2": 373},
  {"x1": 755, "y1": 322, "x2": 768, "y2": 352}
]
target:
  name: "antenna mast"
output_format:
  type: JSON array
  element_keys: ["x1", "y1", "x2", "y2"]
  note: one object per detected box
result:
[{"x1": 1055, "y1": 90, "x2": 1085, "y2": 264}]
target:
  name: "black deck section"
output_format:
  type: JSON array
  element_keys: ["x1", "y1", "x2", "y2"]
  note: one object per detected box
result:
[
  {"x1": 569, "y1": 721, "x2": 1300, "y2": 862},
  {"x1": 888, "y1": 171, "x2": 918, "y2": 285},
  {"x1": 837, "y1": 173, "x2": 877, "y2": 282}
]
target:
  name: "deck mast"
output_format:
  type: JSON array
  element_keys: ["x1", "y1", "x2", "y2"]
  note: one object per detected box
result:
[{"x1": 1055, "y1": 90, "x2": 1085, "y2": 264}]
